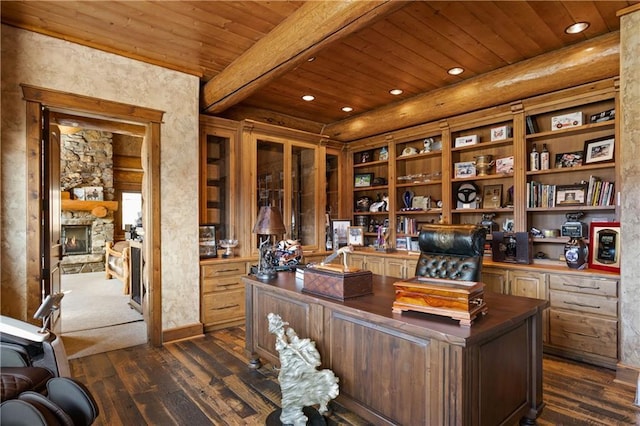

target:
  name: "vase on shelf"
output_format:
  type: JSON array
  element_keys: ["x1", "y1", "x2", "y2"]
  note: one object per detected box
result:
[{"x1": 403, "y1": 190, "x2": 414, "y2": 209}]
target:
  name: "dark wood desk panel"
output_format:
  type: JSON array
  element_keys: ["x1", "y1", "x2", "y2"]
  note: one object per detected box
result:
[{"x1": 244, "y1": 273, "x2": 548, "y2": 425}]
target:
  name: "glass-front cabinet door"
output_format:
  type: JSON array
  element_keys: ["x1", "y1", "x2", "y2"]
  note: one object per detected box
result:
[
  {"x1": 255, "y1": 138, "x2": 318, "y2": 248},
  {"x1": 244, "y1": 122, "x2": 326, "y2": 255},
  {"x1": 199, "y1": 116, "x2": 238, "y2": 255},
  {"x1": 290, "y1": 145, "x2": 316, "y2": 245}
]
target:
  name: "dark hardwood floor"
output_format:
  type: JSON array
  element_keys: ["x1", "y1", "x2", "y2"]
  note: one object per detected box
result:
[{"x1": 69, "y1": 326, "x2": 640, "y2": 425}]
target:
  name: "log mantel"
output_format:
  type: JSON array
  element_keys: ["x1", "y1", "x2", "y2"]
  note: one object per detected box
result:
[{"x1": 61, "y1": 199, "x2": 118, "y2": 218}]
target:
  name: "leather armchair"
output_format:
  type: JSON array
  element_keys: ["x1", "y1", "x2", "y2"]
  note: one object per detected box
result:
[{"x1": 414, "y1": 223, "x2": 487, "y2": 282}]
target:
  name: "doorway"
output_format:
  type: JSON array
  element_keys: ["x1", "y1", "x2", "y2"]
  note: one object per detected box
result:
[
  {"x1": 55, "y1": 117, "x2": 148, "y2": 357},
  {"x1": 22, "y1": 84, "x2": 164, "y2": 347}
]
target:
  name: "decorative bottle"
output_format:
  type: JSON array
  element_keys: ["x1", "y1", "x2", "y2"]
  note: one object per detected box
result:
[
  {"x1": 530, "y1": 144, "x2": 540, "y2": 171},
  {"x1": 540, "y1": 144, "x2": 550, "y2": 170}
]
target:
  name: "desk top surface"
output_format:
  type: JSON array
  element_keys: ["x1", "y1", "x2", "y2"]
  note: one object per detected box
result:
[{"x1": 243, "y1": 272, "x2": 549, "y2": 346}]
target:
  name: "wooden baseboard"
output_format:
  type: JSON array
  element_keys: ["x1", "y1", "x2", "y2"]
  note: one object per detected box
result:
[
  {"x1": 615, "y1": 362, "x2": 639, "y2": 388},
  {"x1": 162, "y1": 322, "x2": 204, "y2": 343}
]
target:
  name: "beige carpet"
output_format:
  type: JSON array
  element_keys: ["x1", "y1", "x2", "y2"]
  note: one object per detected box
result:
[{"x1": 60, "y1": 271, "x2": 147, "y2": 359}]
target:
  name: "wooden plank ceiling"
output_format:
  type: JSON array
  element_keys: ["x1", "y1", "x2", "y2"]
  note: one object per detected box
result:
[{"x1": 2, "y1": 1, "x2": 635, "y2": 140}]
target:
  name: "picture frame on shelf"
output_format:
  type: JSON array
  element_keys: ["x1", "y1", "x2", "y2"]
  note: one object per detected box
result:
[
  {"x1": 347, "y1": 226, "x2": 365, "y2": 246},
  {"x1": 454, "y1": 134, "x2": 478, "y2": 148},
  {"x1": 396, "y1": 237, "x2": 408, "y2": 250},
  {"x1": 354, "y1": 173, "x2": 373, "y2": 188},
  {"x1": 83, "y1": 186, "x2": 104, "y2": 201},
  {"x1": 482, "y1": 184, "x2": 502, "y2": 209},
  {"x1": 589, "y1": 222, "x2": 620, "y2": 273},
  {"x1": 583, "y1": 136, "x2": 614, "y2": 164},
  {"x1": 72, "y1": 187, "x2": 85, "y2": 200},
  {"x1": 555, "y1": 184, "x2": 587, "y2": 205},
  {"x1": 555, "y1": 151, "x2": 583, "y2": 168},
  {"x1": 454, "y1": 161, "x2": 476, "y2": 179},
  {"x1": 332, "y1": 219, "x2": 351, "y2": 248}
]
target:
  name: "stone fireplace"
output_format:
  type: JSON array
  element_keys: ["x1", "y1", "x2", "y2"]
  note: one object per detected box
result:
[
  {"x1": 60, "y1": 129, "x2": 115, "y2": 274},
  {"x1": 61, "y1": 208, "x2": 114, "y2": 274}
]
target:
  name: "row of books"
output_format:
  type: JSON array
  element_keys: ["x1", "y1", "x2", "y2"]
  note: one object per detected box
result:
[
  {"x1": 585, "y1": 175, "x2": 615, "y2": 206},
  {"x1": 527, "y1": 176, "x2": 615, "y2": 208},
  {"x1": 527, "y1": 182, "x2": 556, "y2": 208},
  {"x1": 396, "y1": 216, "x2": 419, "y2": 234}
]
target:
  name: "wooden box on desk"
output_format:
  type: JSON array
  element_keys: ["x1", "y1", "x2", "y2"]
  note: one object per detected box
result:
[
  {"x1": 392, "y1": 277, "x2": 488, "y2": 326},
  {"x1": 303, "y1": 266, "x2": 373, "y2": 301}
]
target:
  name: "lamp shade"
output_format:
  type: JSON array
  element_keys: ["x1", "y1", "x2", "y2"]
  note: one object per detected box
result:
[{"x1": 252, "y1": 206, "x2": 286, "y2": 235}]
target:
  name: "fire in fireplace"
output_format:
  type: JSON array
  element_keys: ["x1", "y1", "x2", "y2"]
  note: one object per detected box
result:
[{"x1": 62, "y1": 225, "x2": 91, "y2": 256}]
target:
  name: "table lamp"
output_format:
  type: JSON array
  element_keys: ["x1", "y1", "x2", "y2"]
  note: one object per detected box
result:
[{"x1": 252, "y1": 206, "x2": 286, "y2": 280}]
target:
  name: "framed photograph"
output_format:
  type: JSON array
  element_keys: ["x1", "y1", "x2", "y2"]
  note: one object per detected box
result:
[
  {"x1": 583, "y1": 136, "x2": 614, "y2": 164},
  {"x1": 589, "y1": 222, "x2": 620, "y2": 273},
  {"x1": 555, "y1": 151, "x2": 583, "y2": 168},
  {"x1": 347, "y1": 226, "x2": 365, "y2": 246},
  {"x1": 84, "y1": 186, "x2": 104, "y2": 201},
  {"x1": 354, "y1": 173, "x2": 373, "y2": 188},
  {"x1": 454, "y1": 161, "x2": 476, "y2": 179},
  {"x1": 332, "y1": 219, "x2": 351, "y2": 248},
  {"x1": 555, "y1": 184, "x2": 587, "y2": 205},
  {"x1": 482, "y1": 184, "x2": 502, "y2": 209},
  {"x1": 396, "y1": 237, "x2": 408, "y2": 250},
  {"x1": 72, "y1": 187, "x2": 85, "y2": 200}
]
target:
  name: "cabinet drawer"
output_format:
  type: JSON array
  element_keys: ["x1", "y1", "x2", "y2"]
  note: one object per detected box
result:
[
  {"x1": 202, "y1": 288, "x2": 245, "y2": 324},
  {"x1": 549, "y1": 310, "x2": 617, "y2": 359},
  {"x1": 549, "y1": 291, "x2": 618, "y2": 318},
  {"x1": 202, "y1": 276, "x2": 243, "y2": 293},
  {"x1": 549, "y1": 291, "x2": 617, "y2": 317},
  {"x1": 202, "y1": 261, "x2": 247, "y2": 278},
  {"x1": 548, "y1": 275, "x2": 617, "y2": 297}
]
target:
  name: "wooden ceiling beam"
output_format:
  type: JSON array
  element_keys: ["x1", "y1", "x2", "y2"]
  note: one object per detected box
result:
[
  {"x1": 325, "y1": 32, "x2": 621, "y2": 142},
  {"x1": 200, "y1": 0, "x2": 405, "y2": 114}
]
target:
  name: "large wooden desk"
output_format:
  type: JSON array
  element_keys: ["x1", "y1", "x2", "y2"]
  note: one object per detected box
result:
[{"x1": 244, "y1": 273, "x2": 548, "y2": 425}]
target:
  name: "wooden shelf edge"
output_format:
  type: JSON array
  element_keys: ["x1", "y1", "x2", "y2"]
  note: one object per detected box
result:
[{"x1": 61, "y1": 199, "x2": 119, "y2": 212}]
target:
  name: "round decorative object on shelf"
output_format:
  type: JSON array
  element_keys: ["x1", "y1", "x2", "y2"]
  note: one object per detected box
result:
[{"x1": 564, "y1": 238, "x2": 588, "y2": 269}]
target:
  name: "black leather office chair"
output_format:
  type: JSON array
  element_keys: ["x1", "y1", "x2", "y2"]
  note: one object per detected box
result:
[{"x1": 414, "y1": 223, "x2": 487, "y2": 282}]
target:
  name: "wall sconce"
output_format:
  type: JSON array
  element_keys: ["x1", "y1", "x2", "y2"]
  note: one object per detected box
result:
[{"x1": 252, "y1": 206, "x2": 286, "y2": 280}]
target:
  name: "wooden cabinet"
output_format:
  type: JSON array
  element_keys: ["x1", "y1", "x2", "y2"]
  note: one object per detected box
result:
[
  {"x1": 199, "y1": 116, "x2": 238, "y2": 245},
  {"x1": 546, "y1": 273, "x2": 618, "y2": 368},
  {"x1": 448, "y1": 107, "x2": 517, "y2": 231},
  {"x1": 200, "y1": 259, "x2": 249, "y2": 331},
  {"x1": 348, "y1": 253, "x2": 384, "y2": 275},
  {"x1": 385, "y1": 257, "x2": 417, "y2": 279},
  {"x1": 351, "y1": 146, "x2": 391, "y2": 248},
  {"x1": 482, "y1": 266, "x2": 508, "y2": 294},
  {"x1": 522, "y1": 80, "x2": 619, "y2": 261},
  {"x1": 509, "y1": 270, "x2": 546, "y2": 299}
]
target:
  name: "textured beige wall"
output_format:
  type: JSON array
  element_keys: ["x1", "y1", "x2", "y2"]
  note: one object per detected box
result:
[
  {"x1": 1, "y1": 25, "x2": 200, "y2": 330},
  {"x1": 619, "y1": 8, "x2": 640, "y2": 369}
]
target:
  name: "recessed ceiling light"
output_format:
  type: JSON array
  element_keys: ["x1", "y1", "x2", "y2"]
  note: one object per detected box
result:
[
  {"x1": 389, "y1": 89, "x2": 403, "y2": 96},
  {"x1": 565, "y1": 22, "x2": 590, "y2": 34},
  {"x1": 448, "y1": 67, "x2": 464, "y2": 76},
  {"x1": 342, "y1": 106, "x2": 353, "y2": 112},
  {"x1": 302, "y1": 95, "x2": 315, "y2": 101},
  {"x1": 307, "y1": 57, "x2": 316, "y2": 62}
]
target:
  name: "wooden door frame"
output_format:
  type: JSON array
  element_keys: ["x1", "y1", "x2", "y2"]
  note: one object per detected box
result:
[{"x1": 21, "y1": 84, "x2": 164, "y2": 346}]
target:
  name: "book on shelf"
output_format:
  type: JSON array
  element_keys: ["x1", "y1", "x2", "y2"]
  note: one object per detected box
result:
[
  {"x1": 586, "y1": 175, "x2": 615, "y2": 206},
  {"x1": 527, "y1": 181, "x2": 556, "y2": 208}
]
